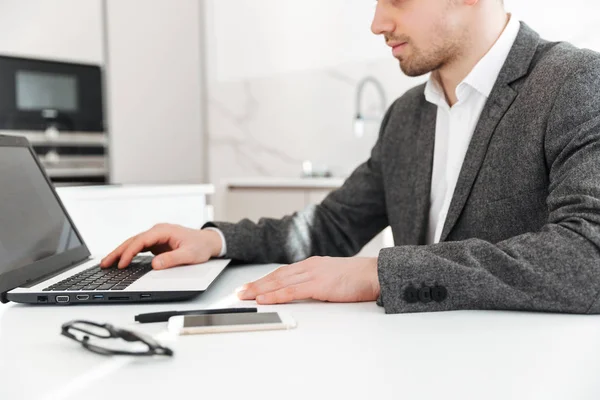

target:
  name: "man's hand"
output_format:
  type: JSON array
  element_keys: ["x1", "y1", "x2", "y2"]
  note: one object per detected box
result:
[
  {"x1": 237, "y1": 257, "x2": 381, "y2": 304},
  {"x1": 100, "y1": 223, "x2": 223, "y2": 270}
]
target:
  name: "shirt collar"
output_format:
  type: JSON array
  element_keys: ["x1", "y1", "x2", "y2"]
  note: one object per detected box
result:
[
  {"x1": 424, "y1": 15, "x2": 521, "y2": 106},
  {"x1": 424, "y1": 72, "x2": 445, "y2": 105}
]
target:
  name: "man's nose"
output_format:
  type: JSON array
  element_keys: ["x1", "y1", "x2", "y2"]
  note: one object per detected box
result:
[{"x1": 371, "y1": 2, "x2": 395, "y2": 36}]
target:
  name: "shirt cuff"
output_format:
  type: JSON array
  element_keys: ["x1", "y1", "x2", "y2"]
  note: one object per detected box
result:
[{"x1": 203, "y1": 227, "x2": 227, "y2": 258}]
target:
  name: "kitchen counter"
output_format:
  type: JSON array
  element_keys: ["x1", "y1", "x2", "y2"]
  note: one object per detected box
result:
[
  {"x1": 224, "y1": 177, "x2": 346, "y2": 190},
  {"x1": 57, "y1": 183, "x2": 214, "y2": 199},
  {"x1": 222, "y1": 177, "x2": 392, "y2": 255}
]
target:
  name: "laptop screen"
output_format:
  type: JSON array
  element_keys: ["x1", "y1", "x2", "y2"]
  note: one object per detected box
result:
[{"x1": 0, "y1": 146, "x2": 83, "y2": 277}]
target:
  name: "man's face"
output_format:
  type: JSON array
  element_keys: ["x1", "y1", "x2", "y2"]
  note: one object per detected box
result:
[{"x1": 372, "y1": 0, "x2": 468, "y2": 77}]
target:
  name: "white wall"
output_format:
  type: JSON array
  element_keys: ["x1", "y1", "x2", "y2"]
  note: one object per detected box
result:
[
  {"x1": 205, "y1": 0, "x2": 600, "y2": 220},
  {"x1": 204, "y1": 0, "x2": 422, "y2": 219},
  {"x1": 0, "y1": 0, "x2": 104, "y2": 64},
  {"x1": 506, "y1": 0, "x2": 600, "y2": 49},
  {"x1": 205, "y1": 0, "x2": 388, "y2": 82},
  {"x1": 105, "y1": 0, "x2": 207, "y2": 184}
]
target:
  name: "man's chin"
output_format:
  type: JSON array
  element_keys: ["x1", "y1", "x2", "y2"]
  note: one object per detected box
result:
[
  {"x1": 399, "y1": 60, "x2": 433, "y2": 78},
  {"x1": 399, "y1": 64, "x2": 423, "y2": 77}
]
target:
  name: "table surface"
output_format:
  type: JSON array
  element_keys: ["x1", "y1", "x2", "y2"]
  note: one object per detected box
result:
[
  {"x1": 2, "y1": 185, "x2": 600, "y2": 400},
  {"x1": 2, "y1": 262, "x2": 600, "y2": 400}
]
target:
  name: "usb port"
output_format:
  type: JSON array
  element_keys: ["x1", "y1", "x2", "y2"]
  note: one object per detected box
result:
[
  {"x1": 93, "y1": 295, "x2": 104, "y2": 299},
  {"x1": 56, "y1": 295, "x2": 70, "y2": 303},
  {"x1": 140, "y1": 294, "x2": 151, "y2": 299},
  {"x1": 76, "y1": 294, "x2": 90, "y2": 301}
]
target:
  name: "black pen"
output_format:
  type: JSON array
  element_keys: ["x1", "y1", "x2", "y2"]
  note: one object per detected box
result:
[{"x1": 134, "y1": 307, "x2": 258, "y2": 324}]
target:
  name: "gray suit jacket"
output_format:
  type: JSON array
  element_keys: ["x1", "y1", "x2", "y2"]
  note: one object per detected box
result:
[{"x1": 208, "y1": 22, "x2": 600, "y2": 314}]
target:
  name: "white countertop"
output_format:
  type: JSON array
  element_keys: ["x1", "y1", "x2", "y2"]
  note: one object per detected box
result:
[
  {"x1": 224, "y1": 177, "x2": 346, "y2": 189},
  {"x1": 57, "y1": 184, "x2": 215, "y2": 199}
]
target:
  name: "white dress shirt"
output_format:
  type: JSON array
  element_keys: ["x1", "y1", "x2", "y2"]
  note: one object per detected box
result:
[
  {"x1": 425, "y1": 15, "x2": 520, "y2": 244},
  {"x1": 205, "y1": 227, "x2": 227, "y2": 258},
  {"x1": 209, "y1": 16, "x2": 520, "y2": 256}
]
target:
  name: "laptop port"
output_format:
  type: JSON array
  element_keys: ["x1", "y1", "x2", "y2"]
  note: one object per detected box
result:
[
  {"x1": 56, "y1": 295, "x2": 70, "y2": 303},
  {"x1": 37, "y1": 296, "x2": 48, "y2": 303},
  {"x1": 93, "y1": 295, "x2": 104, "y2": 300},
  {"x1": 76, "y1": 294, "x2": 90, "y2": 301},
  {"x1": 140, "y1": 294, "x2": 151, "y2": 299},
  {"x1": 108, "y1": 296, "x2": 130, "y2": 301}
]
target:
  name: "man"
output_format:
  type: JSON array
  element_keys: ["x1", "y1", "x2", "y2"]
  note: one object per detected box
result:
[{"x1": 101, "y1": 0, "x2": 600, "y2": 314}]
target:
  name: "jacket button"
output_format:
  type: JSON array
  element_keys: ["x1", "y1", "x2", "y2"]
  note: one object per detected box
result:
[
  {"x1": 431, "y1": 285, "x2": 448, "y2": 302},
  {"x1": 404, "y1": 286, "x2": 419, "y2": 303},
  {"x1": 418, "y1": 287, "x2": 432, "y2": 303}
]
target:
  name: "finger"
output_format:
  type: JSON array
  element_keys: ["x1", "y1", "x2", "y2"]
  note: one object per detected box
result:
[
  {"x1": 237, "y1": 271, "x2": 310, "y2": 300},
  {"x1": 255, "y1": 284, "x2": 313, "y2": 305},
  {"x1": 152, "y1": 248, "x2": 193, "y2": 270},
  {"x1": 236, "y1": 264, "x2": 305, "y2": 292},
  {"x1": 236, "y1": 264, "x2": 304, "y2": 296},
  {"x1": 118, "y1": 230, "x2": 169, "y2": 268},
  {"x1": 100, "y1": 236, "x2": 137, "y2": 268}
]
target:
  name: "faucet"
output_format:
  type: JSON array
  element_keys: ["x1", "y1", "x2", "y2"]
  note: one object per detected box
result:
[{"x1": 354, "y1": 76, "x2": 387, "y2": 138}]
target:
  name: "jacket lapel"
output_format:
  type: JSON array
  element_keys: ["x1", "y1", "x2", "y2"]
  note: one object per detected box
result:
[
  {"x1": 439, "y1": 22, "x2": 541, "y2": 242},
  {"x1": 410, "y1": 99, "x2": 437, "y2": 245}
]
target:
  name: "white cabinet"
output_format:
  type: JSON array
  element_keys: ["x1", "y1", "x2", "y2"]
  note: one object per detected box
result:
[
  {"x1": 0, "y1": 0, "x2": 104, "y2": 64},
  {"x1": 226, "y1": 188, "x2": 308, "y2": 222},
  {"x1": 225, "y1": 179, "x2": 391, "y2": 257},
  {"x1": 104, "y1": 0, "x2": 207, "y2": 184},
  {"x1": 57, "y1": 184, "x2": 214, "y2": 255}
]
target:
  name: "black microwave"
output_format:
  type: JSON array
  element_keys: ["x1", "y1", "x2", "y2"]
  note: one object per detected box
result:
[
  {"x1": 0, "y1": 55, "x2": 104, "y2": 132},
  {"x1": 0, "y1": 55, "x2": 107, "y2": 185}
]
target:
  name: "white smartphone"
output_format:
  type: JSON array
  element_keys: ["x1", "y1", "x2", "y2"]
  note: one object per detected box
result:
[{"x1": 167, "y1": 312, "x2": 297, "y2": 335}]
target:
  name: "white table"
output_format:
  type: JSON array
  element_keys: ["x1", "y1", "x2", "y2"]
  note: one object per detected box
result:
[
  {"x1": 2, "y1": 185, "x2": 600, "y2": 400},
  {"x1": 2, "y1": 261, "x2": 600, "y2": 400}
]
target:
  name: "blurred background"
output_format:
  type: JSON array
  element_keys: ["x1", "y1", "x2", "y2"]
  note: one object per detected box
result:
[{"x1": 0, "y1": 0, "x2": 599, "y2": 226}]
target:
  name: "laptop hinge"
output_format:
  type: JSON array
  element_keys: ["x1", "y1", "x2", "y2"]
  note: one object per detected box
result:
[{"x1": 1, "y1": 292, "x2": 8, "y2": 304}]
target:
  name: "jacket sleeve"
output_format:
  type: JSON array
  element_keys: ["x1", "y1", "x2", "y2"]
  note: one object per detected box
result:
[
  {"x1": 377, "y1": 60, "x2": 600, "y2": 315},
  {"x1": 204, "y1": 103, "x2": 396, "y2": 265}
]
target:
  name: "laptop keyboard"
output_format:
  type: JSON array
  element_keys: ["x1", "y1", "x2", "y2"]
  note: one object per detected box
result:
[{"x1": 43, "y1": 256, "x2": 154, "y2": 292}]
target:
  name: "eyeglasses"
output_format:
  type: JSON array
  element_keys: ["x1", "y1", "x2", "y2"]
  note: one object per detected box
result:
[{"x1": 61, "y1": 320, "x2": 174, "y2": 357}]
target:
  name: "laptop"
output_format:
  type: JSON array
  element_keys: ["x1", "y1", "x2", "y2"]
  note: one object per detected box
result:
[{"x1": 0, "y1": 135, "x2": 230, "y2": 305}]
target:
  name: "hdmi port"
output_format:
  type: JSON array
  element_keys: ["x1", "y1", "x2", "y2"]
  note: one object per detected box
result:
[{"x1": 76, "y1": 294, "x2": 90, "y2": 301}]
